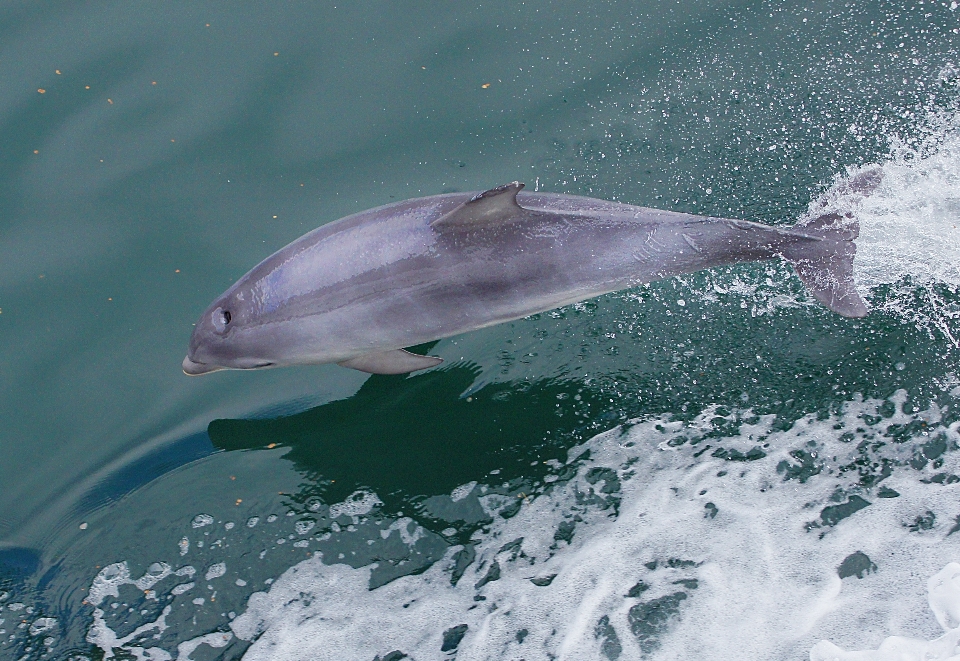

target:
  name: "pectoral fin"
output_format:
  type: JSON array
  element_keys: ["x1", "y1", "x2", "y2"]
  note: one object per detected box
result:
[
  {"x1": 337, "y1": 349, "x2": 443, "y2": 374},
  {"x1": 431, "y1": 182, "x2": 526, "y2": 228}
]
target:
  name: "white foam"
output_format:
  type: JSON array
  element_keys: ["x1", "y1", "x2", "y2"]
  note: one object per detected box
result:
[
  {"x1": 87, "y1": 601, "x2": 172, "y2": 661},
  {"x1": 28, "y1": 617, "x2": 57, "y2": 636},
  {"x1": 204, "y1": 562, "x2": 227, "y2": 581},
  {"x1": 134, "y1": 563, "x2": 173, "y2": 591},
  {"x1": 328, "y1": 490, "x2": 383, "y2": 519},
  {"x1": 191, "y1": 514, "x2": 214, "y2": 529},
  {"x1": 74, "y1": 367, "x2": 960, "y2": 660},
  {"x1": 175, "y1": 632, "x2": 232, "y2": 661},
  {"x1": 451, "y1": 481, "x2": 477, "y2": 502},
  {"x1": 170, "y1": 583, "x2": 194, "y2": 596},
  {"x1": 930, "y1": 563, "x2": 960, "y2": 631},
  {"x1": 853, "y1": 112, "x2": 960, "y2": 290},
  {"x1": 221, "y1": 394, "x2": 960, "y2": 661},
  {"x1": 379, "y1": 517, "x2": 424, "y2": 545},
  {"x1": 811, "y1": 564, "x2": 960, "y2": 660},
  {"x1": 85, "y1": 562, "x2": 234, "y2": 661},
  {"x1": 87, "y1": 562, "x2": 132, "y2": 607}
]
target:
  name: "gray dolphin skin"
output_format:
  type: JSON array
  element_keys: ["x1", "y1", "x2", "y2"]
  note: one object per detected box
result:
[{"x1": 183, "y1": 171, "x2": 878, "y2": 376}]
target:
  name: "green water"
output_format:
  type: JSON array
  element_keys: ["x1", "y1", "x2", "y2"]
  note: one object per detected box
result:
[{"x1": 1, "y1": 2, "x2": 958, "y2": 660}]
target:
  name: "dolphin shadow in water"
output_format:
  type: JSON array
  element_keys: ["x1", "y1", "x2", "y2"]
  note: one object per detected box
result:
[{"x1": 207, "y1": 363, "x2": 609, "y2": 513}]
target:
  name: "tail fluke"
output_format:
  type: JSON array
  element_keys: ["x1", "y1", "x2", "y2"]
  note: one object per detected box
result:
[
  {"x1": 783, "y1": 212, "x2": 867, "y2": 317},
  {"x1": 781, "y1": 168, "x2": 882, "y2": 318}
]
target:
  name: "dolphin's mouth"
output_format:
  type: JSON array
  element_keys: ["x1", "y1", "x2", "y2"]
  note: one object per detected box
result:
[
  {"x1": 182, "y1": 355, "x2": 225, "y2": 376},
  {"x1": 182, "y1": 356, "x2": 275, "y2": 375}
]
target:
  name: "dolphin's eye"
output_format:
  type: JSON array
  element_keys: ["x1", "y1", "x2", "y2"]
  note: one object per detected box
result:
[{"x1": 211, "y1": 307, "x2": 232, "y2": 333}]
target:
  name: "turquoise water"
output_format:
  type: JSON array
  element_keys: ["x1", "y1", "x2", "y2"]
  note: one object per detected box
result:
[{"x1": 1, "y1": 2, "x2": 959, "y2": 660}]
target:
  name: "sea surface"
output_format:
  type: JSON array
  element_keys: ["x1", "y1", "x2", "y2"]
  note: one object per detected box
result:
[{"x1": 1, "y1": 2, "x2": 959, "y2": 660}]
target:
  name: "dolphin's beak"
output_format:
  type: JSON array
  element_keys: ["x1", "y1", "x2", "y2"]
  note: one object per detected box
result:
[{"x1": 182, "y1": 355, "x2": 224, "y2": 376}]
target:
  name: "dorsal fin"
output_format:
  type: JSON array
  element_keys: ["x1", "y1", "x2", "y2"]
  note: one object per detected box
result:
[{"x1": 431, "y1": 182, "x2": 525, "y2": 228}]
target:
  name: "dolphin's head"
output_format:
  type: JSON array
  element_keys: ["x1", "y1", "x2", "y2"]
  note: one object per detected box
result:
[{"x1": 182, "y1": 285, "x2": 277, "y2": 376}]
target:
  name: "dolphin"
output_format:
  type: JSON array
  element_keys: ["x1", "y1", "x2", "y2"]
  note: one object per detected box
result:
[{"x1": 183, "y1": 172, "x2": 878, "y2": 376}]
